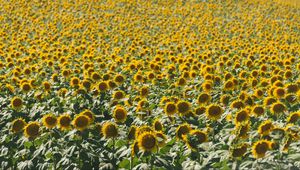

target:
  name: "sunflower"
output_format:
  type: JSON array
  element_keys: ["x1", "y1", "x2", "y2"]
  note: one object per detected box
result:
[
  {"x1": 98, "y1": 81, "x2": 109, "y2": 92},
  {"x1": 58, "y1": 88, "x2": 68, "y2": 97},
  {"x1": 176, "y1": 100, "x2": 191, "y2": 115},
  {"x1": 231, "y1": 143, "x2": 248, "y2": 157},
  {"x1": 253, "y1": 89, "x2": 264, "y2": 98},
  {"x1": 230, "y1": 100, "x2": 245, "y2": 110},
  {"x1": 102, "y1": 122, "x2": 118, "y2": 138},
  {"x1": 285, "y1": 94, "x2": 297, "y2": 104},
  {"x1": 252, "y1": 140, "x2": 271, "y2": 158},
  {"x1": 11, "y1": 96, "x2": 23, "y2": 110},
  {"x1": 270, "y1": 102, "x2": 286, "y2": 114},
  {"x1": 287, "y1": 112, "x2": 300, "y2": 124},
  {"x1": 21, "y1": 82, "x2": 32, "y2": 92},
  {"x1": 57, "y1": 114, "x2": 72, "y2": 131},
  {"x1": 176, "y1": 77, "x2": 186, "y2": 86},
  {"x1": 128, "y1": 125, "x2": 137, "y2": 140},
  {"x1": 135, "y1": 125, "x2": 154, "y2": 137},
  {"x1": 113, "y1": 90, "x2": 125, "y2": 100},
  {"x1": 137, "y1": 132, "x2": 157, "y2": 152},
  {"x1": 164, "y1": 102, "x2": 177, "y2": 116},
  {"x1": 202, "y1": 81, "x2": 213, "y2": 92},
  {"x1": 194, "y1": 106, "x2": 206, "y2": 116},
  {"x1": 70, "y1": 77, "x2": 80, "y2": 87},
  {"x1": 114, "y1": 74, "x2": 125, "y2": 84},
  {"x1": 286, "y1": 83, "x2": 299, "y2": 93},
  {"x1": 113, "y1": 105, "x2": 127, "y2": 123},
  {"x1": 140, "y1": 86, "x2": 149, "y2": 97},
  {"x1": 24, "y1": 122, "x2": 40, "y2": 138},
  {"x1": 234, "y1": 109, "x2": 249, "y2": 124},
  {"x1": 206, "y1": 104, "x2": 223, "y2": 121},
  {"x1": 82, "y1": 79, "x2": 92, "y2": 90},
  {"x1": 80, "y1": 109, "x2": 95, "y2": 123},
  {"x1": 91, "y1": 72, "x2": 101, "y2": 81},
  {"x1": 224, "y1": 80, "x2": 234, "y2": 91},
  {"x1": 263, "y1": 97, "x2": 277, "y2": 106},
  {"x1": 251, "y1": 105, "x2": 264, "y2": 117},
  {"x1": 153, "y1": 119, "x2": 163, "y2": 131},
  {"x1": 72, "y1": 114, "x2": 90, "y2": 131},
  {"x1": 43, "y1": 81, "x2": 51, "y2": 91},
  {"x1": 176, "y1": 124, "x2": 192, "y2": 140},
  {"x1": 235, "y1": 123, "x2": 250, "y2": 139},
  {"x1": 184, "y1": 129, "x2": 208, "y2": 151},
  {"x1": 273, "y1": 87, "x2": 286, "y2": 99},
  {"x1": 131, "y1": 140, "x2": 140, "y2": 157},
  {"x1": 42, "y1": 114, "x2": 57, "y2": 129},
  {"x1": 220, "y1": 94, "x2": 231, "y2": 106},
  {"x1": 11, "y1": 118, "x2": 26, "y2": 133},
  {"x1": 197, "y1": 92, "x2": 211, "y2": 104},
  {"x1": 258, "y1": 120, "x2": 274, "y2": 136}
]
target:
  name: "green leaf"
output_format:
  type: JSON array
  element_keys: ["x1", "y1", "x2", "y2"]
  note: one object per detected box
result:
[
  {"x1": 24, "y1": 141, "x2": 33, "y2": 148},
  {"x1": 119, "y1": 159, "x2": 130, "y2": 169},
  {"x1": 288, "y1": 154, "x2": 300, "y2": 161}
]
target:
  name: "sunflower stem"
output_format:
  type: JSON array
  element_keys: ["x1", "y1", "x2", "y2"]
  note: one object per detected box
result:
[
  {"x1": 130, "y1": 156, "x2": 133, "y2": 170},
  {"x1": 150, "y1": 154, "x2": 154, "y2": 170},
  {"x1": 112, "y1": 138, "x2": 116, "y2": 168}
]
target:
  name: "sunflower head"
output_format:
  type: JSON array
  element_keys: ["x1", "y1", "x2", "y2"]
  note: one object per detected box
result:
[
  {"x1": 235, "y1": 123, "x2": 250, "y2": 139},
  {"x1": 231, "y1": 143, "x2": 248, "y2": 157},
  {"x1": 43, "y1": 81, "x2": 51, "y2": 91},
  {"x1": 102, "y1": 122, "x2": 118, "y2": 138},
  {"x1": 137, "y1": 132, "x2": 157, "y2": 152},
  {"x1": 128, "y1": 125, "x2": 137, "y2": 140},
  {"x1": 184, "y1": 130, "x2": 208, "y2": 151},
  {"x1": 21, "y1": 83, "x2": 32, "y2": 92},
  {"x1": 11, "y1": 118, "x2": 26, "y2": 133},
  {"x1": 42, "y1": 114, "x2": 57, "y2": 129},
  {"x1": 252, "y1": 140, "x2": 271, "y2": 158},
  {"x1": 57, "y1": 114, "x2": 72, "y2": 131},
  {"x1": 176, "y1": 124, "x2": 192, "y2": 140},
  {"x1": 135, "y1": 125, "x2": 153, "y2": 137},
  {"x1": 220, "y1": 94, "x2": 231, "y2": 106},
  {"x1": 113, "y1": 90, "x2": 125, "y2": 100},
  {"x1": 176, "y1": 100, "x2": 191, "y2": 115},
  {"x1": 206, "y1": 104, "x2": 223, "y2": 121},
  {"x1": 287, "y1": 112, "x2": 300, "y2": 124},
  {"x1": 251, "y1": 105, "x2": 264, "y2": 117},
  {"x1": 70, "y1": 77, "x2": 80, "y2": 87},
  {"x1": 194, "y1": 106, "x2": 206, "y2": 116},
  {"x1": 24, "y1": 122, "x2": 40, "y2": 139},
  {"x1": 113, "y1": 105, "x2": 127, "y2": 123},
  {"x1": 273, "y1": 87, "x2": 286, "y2": 99},
  {"x1": 164, "y1": 102, "x2": 177, "y2": 116},
  {"x1": 80, "y1": 109, "x2": 95, "y2": 123},
  {"x1": 73, "y1": 114, "x2": 90, "y2": 131},
  {"x1": 11, "y1": 97, "x2": 23, "y2": 110},
  {"x1": 98, "y1": 81, "x2": 109, "y2": 92},
  {"x1": 263, "y1": 97, "x2": 277, "y2": 106},
  {"x1": 153, "y1": 119, "x2": 163, "y2": 131},
  {"x1": 140, "y1": 86, "x2": 149, "y2": 97},
  {"x1": 270, "y1": 102, "x2": 286, "y2": 114},
  {"x1": 114, "y1": 74, "x2": 125, "y2": 84},
  {"x1": 197, "y1": 92, "x2": 211, "y2": 104},
  {"x1": 131, "y1": 140, "x2": 140, "y2": 157},
  {"x1": 230, "y1": 100, "x2": 245, "y2": 110},
  {"x1": 258, "y1": 120, "x2": 274, "y2": 136},
  {"x1": 234, "y1": 109, "x2": 249, "y2": 125}
]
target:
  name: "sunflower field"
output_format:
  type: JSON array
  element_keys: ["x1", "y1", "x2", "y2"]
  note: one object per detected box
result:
[{"x1": 0, "y1": 0, "x2": 299, "y2": 169}]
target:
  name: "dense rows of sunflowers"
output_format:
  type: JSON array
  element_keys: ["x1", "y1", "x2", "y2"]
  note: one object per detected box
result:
[{"x1": 0, "y1": 0, "x2": 299, "y2": 169}]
